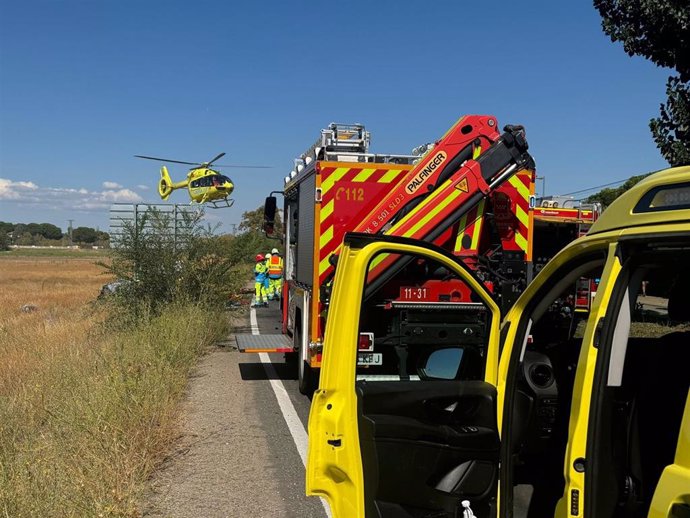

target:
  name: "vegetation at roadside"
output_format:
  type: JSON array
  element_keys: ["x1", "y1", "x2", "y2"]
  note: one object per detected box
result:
[
  {"x1": 0, "y1": 204, "x2": 285, "y2": 516},
  {"x1": 0, "y1": 294, "x2": 225, "y2": 516}
]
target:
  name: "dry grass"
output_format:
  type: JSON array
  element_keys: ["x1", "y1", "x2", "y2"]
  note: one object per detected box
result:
[{"x1": 0, "y1": 256, "x2": 227, "y2": 516}]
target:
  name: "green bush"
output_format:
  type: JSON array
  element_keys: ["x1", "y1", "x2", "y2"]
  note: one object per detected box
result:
[{"x1": 101, "y1": 209, "x2": 246, "y2": 315}]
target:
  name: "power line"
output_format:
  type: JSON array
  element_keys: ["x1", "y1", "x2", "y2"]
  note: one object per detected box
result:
[{"x1": 560, "y1": 178, "x2": 630, "y2": 197}]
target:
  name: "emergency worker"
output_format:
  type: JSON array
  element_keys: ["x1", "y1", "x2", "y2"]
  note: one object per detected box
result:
[
  {"x1": 264, "y1": 253, "x2": 274, "y2": 300},
  {"x1": 267, "y1": 248, "x2": 284, "y2": 301},
  {"x1": 252, "y1": 254, "x2": 268, "y2": 307}
]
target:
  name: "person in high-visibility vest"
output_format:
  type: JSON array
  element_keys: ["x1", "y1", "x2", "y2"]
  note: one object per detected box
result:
[
  {"x1": 264, "y1": 253, "x2": 273, "y2": 300},
  {"x1": 267, "y1": 248, "x2": 284, "y2": 301},
  {"x1": 252, "y1": 254, "x2": 268, "y2": 307}
]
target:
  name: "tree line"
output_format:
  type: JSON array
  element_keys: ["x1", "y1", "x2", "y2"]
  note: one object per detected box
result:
[{"x1": 0, "y1": 221, "x2": 110, "y2": 250}]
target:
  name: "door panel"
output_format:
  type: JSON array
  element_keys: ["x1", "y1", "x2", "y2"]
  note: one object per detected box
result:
[
  {"x1": 358, "y1": 381, "x2": 499, "y2": 517},
  {"x1": 583, "y1": 239, "x2": 690, "y2": 518},
  {"x1": 307, "y1": 233, "x2": 500, "y2": 518}
]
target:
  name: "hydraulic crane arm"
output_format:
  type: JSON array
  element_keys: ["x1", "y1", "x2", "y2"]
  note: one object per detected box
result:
[
  {"x1": 365, "y1": 124, "x2": 534, "y2": 294},
  {"x1": 353, "y1": 115, "x2": 501, "y2": 235}
]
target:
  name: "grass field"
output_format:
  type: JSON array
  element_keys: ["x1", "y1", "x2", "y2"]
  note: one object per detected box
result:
[
  {"x1": 0, "y1": 254, "x2": 227, "y2": 516},
  {"x1": 1, "y1": 247, "x2": 109, "y2": 258}
]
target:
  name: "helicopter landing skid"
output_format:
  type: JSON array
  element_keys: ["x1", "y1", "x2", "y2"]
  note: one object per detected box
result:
[{"x1": 207, "y1": 198, "x2": 235, "y2": 209}]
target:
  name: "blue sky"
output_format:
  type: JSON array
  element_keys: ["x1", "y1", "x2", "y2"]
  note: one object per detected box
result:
[{"x1": 0, "y1": 0, "x2": 673, "y2": 233}]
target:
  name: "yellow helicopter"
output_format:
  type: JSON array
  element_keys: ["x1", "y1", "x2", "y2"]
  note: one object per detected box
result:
[{"x1": 134, "y1": 152, "x2": 269, "y2": 208}]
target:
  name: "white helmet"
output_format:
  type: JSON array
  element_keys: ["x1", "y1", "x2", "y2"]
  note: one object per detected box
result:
[
  {"x1": 271, "y1": 248, "x2": 279, "y2": 255},
  {"x1": 265, "y1": 253, "x2": 272, "y2": 259}
]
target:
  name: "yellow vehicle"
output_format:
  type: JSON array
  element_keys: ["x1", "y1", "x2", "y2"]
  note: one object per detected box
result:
[
  {"x1": 135, "y1": 152, "x2": 270, "y2": 208},
  {"x1": 307, "y1": 166, "x2": 690, "y2": 518}
]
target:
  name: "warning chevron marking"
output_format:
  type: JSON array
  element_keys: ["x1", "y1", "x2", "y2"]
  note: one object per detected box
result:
[{"x1": 455, "y1": 177, "x2": 469, "y2": 193}]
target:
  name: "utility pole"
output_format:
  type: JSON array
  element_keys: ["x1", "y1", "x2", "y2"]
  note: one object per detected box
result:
[
  {"x1": 67, "y1": 219, "x2": 74, "y2": 246},
  {"x1": 536, "y1": 176, "x2": 546, "y2": 199}
]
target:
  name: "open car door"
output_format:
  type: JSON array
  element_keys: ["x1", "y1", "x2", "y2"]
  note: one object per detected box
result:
[{"x1": 307, "y1": 233, "x2": 501, "y2": 518}]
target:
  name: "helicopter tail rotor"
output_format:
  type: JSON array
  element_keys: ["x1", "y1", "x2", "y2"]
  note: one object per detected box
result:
[{"x1": 159, "y1": 166, "x2": 174, "y2": 200}]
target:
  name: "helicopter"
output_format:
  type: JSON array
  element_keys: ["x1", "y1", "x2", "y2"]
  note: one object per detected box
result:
[{"x1": 134, "y1": 152, "x2": 269, "y2": 208}]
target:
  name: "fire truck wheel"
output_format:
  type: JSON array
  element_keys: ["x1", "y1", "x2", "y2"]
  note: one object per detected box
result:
[{"x1": 296, "y1": 326, "x2": 314, "y2": 395}]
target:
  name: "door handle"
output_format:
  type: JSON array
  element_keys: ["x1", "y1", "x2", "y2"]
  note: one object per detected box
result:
[{"x1": 671, "y1": 503, "x2": 690, "y2": 518}]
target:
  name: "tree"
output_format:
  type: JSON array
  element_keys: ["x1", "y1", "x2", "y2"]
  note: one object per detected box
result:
[
  {"x1": 650, "y1": 78, "x2": 690, "y2": 166},
  {"x1": 38, "y1": 223, "x2": 63, "y2": 240},
  {"x1": 0, "y1": 222, "x2": 13, "y2": 234},
  {"x1": 585, "y1": 173, "x2": 650, "y2": 206},
  {"x1": 0, "y1": 230, "x2": 9, "y2": 251},
  {"x1": 594, "y1": 0, "x2": 690, "y2": 166},
  {"x1": 231, "y1": 205, "x2": 284, "y2": 262},
  {"x1": 72, "y1": 226, "x2": 98, "y2": 243},
  {"x1": 237, "y1": 206, "x2": 283, "y2": 235}
]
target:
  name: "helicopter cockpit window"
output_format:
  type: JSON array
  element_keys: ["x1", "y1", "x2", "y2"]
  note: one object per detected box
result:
[{"x1": 191, "y1": 179, "x2": 200, "y2": 188}]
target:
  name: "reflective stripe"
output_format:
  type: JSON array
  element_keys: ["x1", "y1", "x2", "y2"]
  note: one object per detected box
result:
[
  {"x1": 515, "y1": 232, "x2": 528, "y2": 252},
  {"x1": 378, "y1": 169, "x2": 403, "y2": 183},
  {"x1": 470, "y1": 199, "x2": 486, "y2": 250},
  {"x1": 321, "y1": 199, "x2": 334, "y2": 220},
  {"x1": 370, "y1": 188, "x2": 462, "y2": 270},
  {"x1": 515, "y1": 203, "x2": 529, "y2": 229},
  {"x1": 319, "y1": 225, "x2": 333, "y2": 249},
  {"x1": 404, "y1": 188, "x2": 462, "y2": 238},
  {"x1": 385, "y1": 177, "x2": 453, "y2": 234},
  {"x1": 454, "y1": 214, "x2": 469, "y2": 252},
  {"x1": 509, "y1": 175, "x2": 530, "y2": 200},
  {"x1": 321, "y1": 167, "x2": 351, "y2": 193},
  {"x1": 319, "y1": 255, "x2": 331, "y2": 277},
  {"x1": 352, "y1": 168, "x2": 376, "y2": 182}
]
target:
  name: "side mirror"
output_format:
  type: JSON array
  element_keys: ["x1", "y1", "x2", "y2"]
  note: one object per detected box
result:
[
  {"x1": 421, "y1": 348, "x2": 464, "y2": 380},
  {"x1": 263, "y1": 196, "x2": 277, "y2": 235}
]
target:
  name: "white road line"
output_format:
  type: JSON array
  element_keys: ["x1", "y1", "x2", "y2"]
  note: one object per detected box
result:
[{"x1": 250, "y1": 308, "x2": 332, "y2": 518}]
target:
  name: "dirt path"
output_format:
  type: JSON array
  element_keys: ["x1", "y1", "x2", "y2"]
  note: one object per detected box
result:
[{"x1": 142, "y1": 310, "x2": 325, "y2": 518}]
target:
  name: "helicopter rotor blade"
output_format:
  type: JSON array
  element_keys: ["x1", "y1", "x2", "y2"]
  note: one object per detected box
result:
[
  {"x1": 135, "y1": 155, "x2": 200, "y2": 166},
  {"x1": 205, "y1": 152, "x2": 226, "y2": 167},
  {"x1": 213, "y1": 164, "x2": 273, "y2": 169}
]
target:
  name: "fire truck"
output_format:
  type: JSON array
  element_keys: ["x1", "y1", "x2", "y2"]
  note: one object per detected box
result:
[
  {"x1": 237, "y1": 117, "x2": 593, "y2": 394},
  {"x1": 532, "y1": 197, "x2": 603, "y2": 311}
]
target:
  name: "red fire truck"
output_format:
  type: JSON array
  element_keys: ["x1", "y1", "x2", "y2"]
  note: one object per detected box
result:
[
  {"x1": 237, "y1": 116, "x2": 545, "y2": 393},
  {"x1": 532, "y1": 198, "x2": 603, "y2": 310}
]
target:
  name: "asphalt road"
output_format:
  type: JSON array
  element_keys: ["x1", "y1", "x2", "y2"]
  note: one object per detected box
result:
[{"x1": 143, "y1": 302, "x2": 329, "y2": 518}]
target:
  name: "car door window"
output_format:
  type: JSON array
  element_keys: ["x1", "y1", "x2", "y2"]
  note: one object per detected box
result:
[{"x1": 586, "y1": 241, "x2": 690, "y2": 518}]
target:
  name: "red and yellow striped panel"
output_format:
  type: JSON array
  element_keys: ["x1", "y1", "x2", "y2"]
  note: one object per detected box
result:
[
  {"x1": 317, "y1": 162, "x2": 413, "y2": 284},
  {"x1": 453, "y1": 199, "x2": 486, "y2": 255},
  {"x1": 493, "y1": 170, "x2": 533, "y2": 257}
]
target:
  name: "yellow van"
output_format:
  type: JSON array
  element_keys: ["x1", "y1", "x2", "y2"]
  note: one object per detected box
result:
[{"x1": 306, "y1": 166, "x2": 690, "y2": 518}]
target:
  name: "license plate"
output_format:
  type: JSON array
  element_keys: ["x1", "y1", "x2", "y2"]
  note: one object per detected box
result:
[{"x1": 357, "y1": 352, "x2": 382, "y2": 366}]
